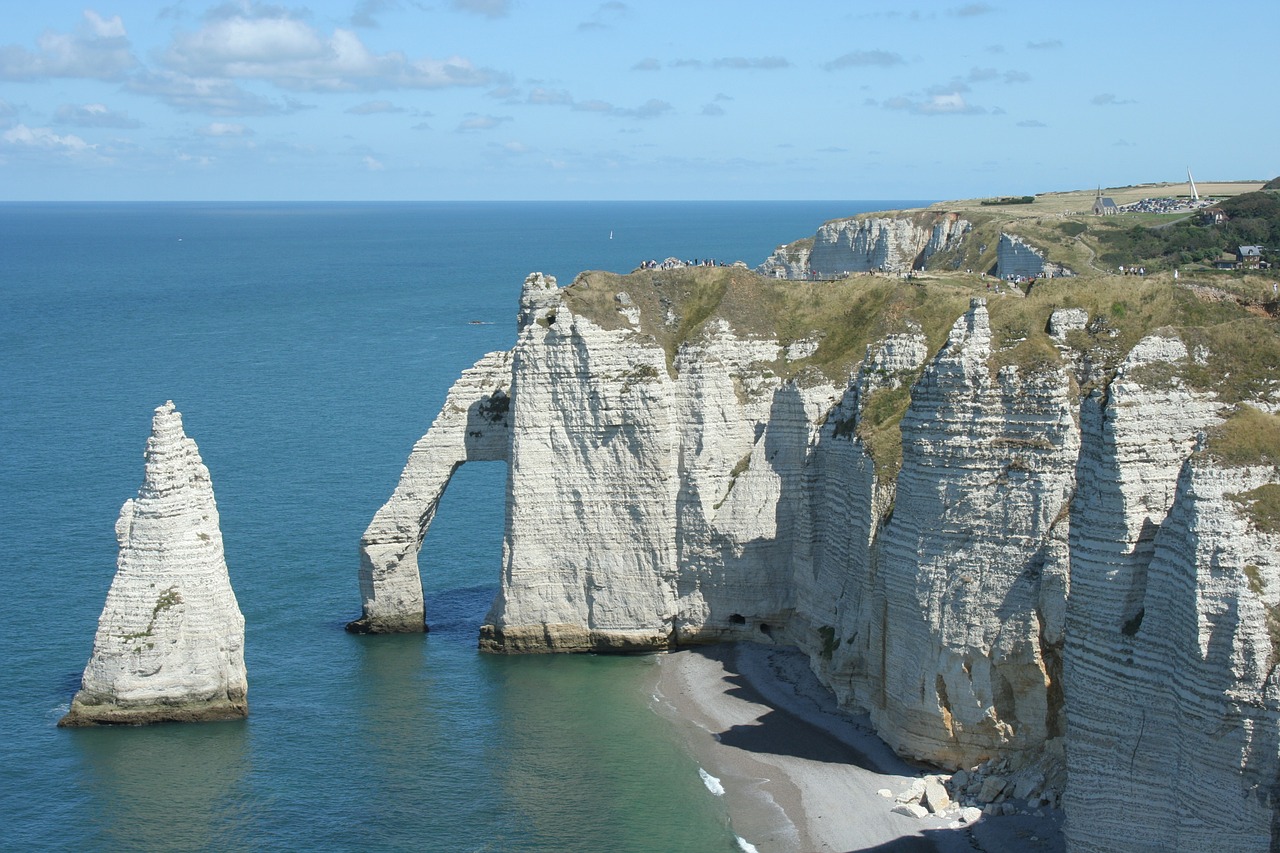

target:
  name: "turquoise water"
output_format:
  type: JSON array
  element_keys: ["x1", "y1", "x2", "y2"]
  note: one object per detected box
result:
[{"x1": 0, "y1": 200, "x2": 920, "y2": 851}]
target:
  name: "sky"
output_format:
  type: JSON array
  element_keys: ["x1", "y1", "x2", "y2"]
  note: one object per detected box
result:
[{"x1": 1, "y1": 0, "x2": 1276, "y2": 201}]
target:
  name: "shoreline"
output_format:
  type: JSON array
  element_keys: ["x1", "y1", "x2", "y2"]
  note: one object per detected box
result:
[{"x1": 653, "y1": 642, "x2": 1064, "y2": 853}]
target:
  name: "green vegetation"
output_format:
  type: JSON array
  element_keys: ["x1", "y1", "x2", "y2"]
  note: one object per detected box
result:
[
  {"x1": 1095, "y1": 191, "x2": 1280, "y2": 269},
  {"x1": 1203, "y1": 406, "x2": 1280, "y2": 466},
  {"x1": 1229, "y1": 485, "x2": 1280, "y2": 534},
  {"x1": 1242, "y1": 563, "x2": 1280, "y2": 671},
  {"x1": 981, "y1": 196, "x2": 1036, "y2": 206},
  {"x1": 857, "y1": 385, "x2": 912, "y2": 479},
  {"x1": 714, "y1": 452, "x2": 754, "y2": 510},
  {"x1": 119, "y1": 586, "x2": 184, "y2": 649}
]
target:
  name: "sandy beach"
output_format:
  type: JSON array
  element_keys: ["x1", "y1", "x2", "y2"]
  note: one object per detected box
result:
[{"x1": 653, "y1": 643, "x2": 1064, "y2": 853}]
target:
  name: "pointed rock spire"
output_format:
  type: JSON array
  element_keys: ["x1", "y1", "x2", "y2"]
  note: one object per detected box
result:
[{"x1": 60, "y1": 401, "x2": 247, "y2": 726}]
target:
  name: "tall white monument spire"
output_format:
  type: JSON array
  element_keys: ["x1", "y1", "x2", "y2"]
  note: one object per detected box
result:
[{"x1": 1188, "y1": 168, "x2": 1199, "y2": 201}]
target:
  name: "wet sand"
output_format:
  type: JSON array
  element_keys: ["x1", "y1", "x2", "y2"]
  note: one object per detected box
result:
[{"x1": 653, "y1": 642, "x2": 1064, "y2": 853}]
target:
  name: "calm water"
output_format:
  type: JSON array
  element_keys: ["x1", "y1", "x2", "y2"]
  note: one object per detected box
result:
[{"x1": 0, "y1": 200, "x2": 921, "y2": 851}]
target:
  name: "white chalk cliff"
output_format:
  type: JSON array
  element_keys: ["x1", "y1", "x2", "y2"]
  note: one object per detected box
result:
[
  {"x1": 361, "y1": 265, "x2": 1280, "y2": 851},
  {"x1": 759, "y1": 212, "x2": 969, "y2": 277},
  {"x1": 61, "y1": 402, "x2": 247, "y2": 726}
]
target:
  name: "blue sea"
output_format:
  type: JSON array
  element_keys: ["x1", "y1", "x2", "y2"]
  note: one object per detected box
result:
[{"x1": 0, "y1": 200, "x2": 922, "y2": 851}]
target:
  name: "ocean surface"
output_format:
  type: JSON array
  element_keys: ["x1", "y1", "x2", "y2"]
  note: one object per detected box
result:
[{"x1": 0, "y1": 199, "x2": 924, "y2": 852}]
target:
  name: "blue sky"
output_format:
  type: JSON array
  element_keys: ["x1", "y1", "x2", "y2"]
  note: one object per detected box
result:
[{"x1": 2, "y1": 0, "x2": 1276, "y2": 200}]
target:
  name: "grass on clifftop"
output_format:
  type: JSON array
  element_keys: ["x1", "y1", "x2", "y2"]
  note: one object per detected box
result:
[
  {"x1": 564, "y1": 266, "x2": 973, "y2": 384},
  {"x1": 560, "y1": 186, "x2": 1280, "y2": 481}
]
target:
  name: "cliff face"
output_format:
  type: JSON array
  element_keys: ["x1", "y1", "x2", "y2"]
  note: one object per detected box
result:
[
  {"x1": 362, "y1": 268, "x2": 1280, "y2": 850},
  {"x1": 759, "y1": 212, "x2": 969, "y2": 277},
  {"x1": 61, "y1": 402, "x2": 247, "y2": 726}
]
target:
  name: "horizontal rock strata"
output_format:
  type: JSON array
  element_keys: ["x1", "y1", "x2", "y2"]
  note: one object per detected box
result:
[{"x1": 61, "y1": 402, "x2": 247, "y2": 726}]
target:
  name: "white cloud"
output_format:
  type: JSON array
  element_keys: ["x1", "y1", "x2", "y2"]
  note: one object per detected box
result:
[
  {"x1": 884, "y1": 91, "x2": 986, "y2": 115},
  {"x1": 1092, "y1": 93, "x2": 1136, "y2": 106},
  {"x1": 159, "y1": 9, "x2": 502, "y2": 92},
  {"x1": 198, "y1": 122, "x2": 252, "y2": 137},
  {"x1": 2, "y1": 124, "x2": 99, "y2": 159},
  {"x1": 363, "y1": 154, "x2": 385, "y2": 170},
  {"x1": 54, "y1": 103, "x2": 141, "y2": 128},
  {"x1": 0, "y1": 10, "x2": 138, "y2": 81},
  {"x1": 1017, "y1": 119, "x2": 1047, "y2": 128}
]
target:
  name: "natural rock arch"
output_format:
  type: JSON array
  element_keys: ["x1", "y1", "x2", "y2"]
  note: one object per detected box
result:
[{"x1": 348, "y1": 351, "x2": 513, "y2": 633}]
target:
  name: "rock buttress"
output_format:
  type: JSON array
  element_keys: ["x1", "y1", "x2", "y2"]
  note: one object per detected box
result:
[
  {"x1": 1062, "y1": 336, "x2": 1280, "y2": 852},
  {"x1": 864, "y1": 300, "x2": 1079, "y2": 767}
]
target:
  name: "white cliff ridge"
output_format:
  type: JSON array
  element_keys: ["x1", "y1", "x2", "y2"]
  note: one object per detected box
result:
[
  {"x1": 759, "y1": 212, "x2": 969, "y2": 277},
  {"x1": 61, "y1": 402, "x2": 247, "y2": 726},
  {"x1": 361, "y1": 265, "x2": 1280, "y2": 851}
]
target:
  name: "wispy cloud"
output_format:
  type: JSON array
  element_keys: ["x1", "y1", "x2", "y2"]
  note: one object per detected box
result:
[
  {"x1": 456, "y1": 113, "x2": 511, "y2": 131},
  {"x1": 966, "y1": 66, "x2": 1030, "y2": 84},
  {"x1": 1027, "y1": 39, "x2": 1063, "y2": 50},
  {"x1": 1017, "y1": 119, "x2": 1046, "y2": 128},
  {"x1": 126, "y1": 70, "x2": 309, "y2": 116},
  {"x1": 54, "y1": 103, "x2": 141, "y2": 128},
  {"x1": 452, "y1": 0, "x2": 510, "y2": 18},
  {"x1": 667, "y1": 56, "x2": 790, "y2": 71},
  {"x1": 578, "y1": 2, "x2": 629, "y2": 31},
  {"x1": 351, "y1": 0, "x2": 401, "y2": 28},
  {"x1": 822, "y1": 50, "x2": 905, "y2": 70},
  {"x1": 712, "y1": 56, "x2": 791, "y2": 70},
  {"x1": 950, "y1": 3, "x2": 996, "y2": 16},
  {"x1": 1092, "y1": 93, "x2": 1136, "y2": 106},
  {"x1": 631, "y1": 57, "x2": 661, "y2": 71},
  {"x1": 0, "y1": 10, "x2": 138, "y2": 81},
  {"x1": 345, "y1": 100, "x2": 405, "y2": 114}
]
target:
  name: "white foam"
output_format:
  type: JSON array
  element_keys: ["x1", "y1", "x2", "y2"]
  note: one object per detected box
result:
[
  {"x1": 735, "y1": 837, "x2": 760, "y2": 853},
  {"x1": 699, "y1": 767, "x2": 725, "y2": 796}
]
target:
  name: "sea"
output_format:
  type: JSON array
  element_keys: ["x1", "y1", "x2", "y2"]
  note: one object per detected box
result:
[{"x1": 0, "y1": 199, "x2": 923, "y2": 852}]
